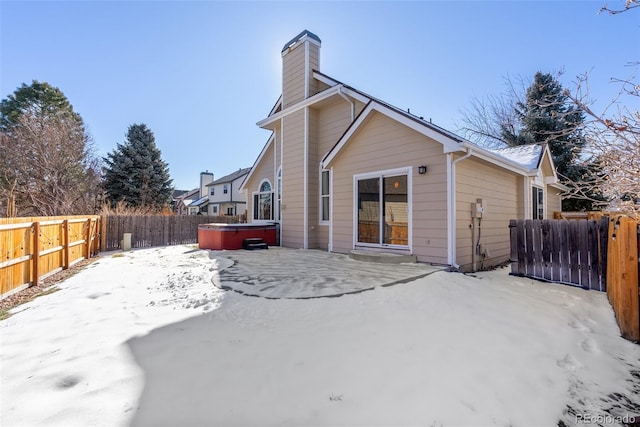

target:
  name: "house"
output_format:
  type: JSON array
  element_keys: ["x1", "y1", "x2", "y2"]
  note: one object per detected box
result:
[
  {"x1": 241, "y1": 30, "x2": 565, "y2": 271},
  {"x1": 205, "y1": 167, "x2": 251, "y2": 216},
  {"x1": 175, "y1": 171, "x2": 214, "y2": 215},
  {"x1": 173, "y1": 188, "x2": 199, "y2": 215}
]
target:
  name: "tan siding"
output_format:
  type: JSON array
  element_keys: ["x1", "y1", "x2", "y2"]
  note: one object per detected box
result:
[
  {"x1": 455, "y1": 157, "x2": 521, "y2": 270},
  {"x1": 308, "y1": 44, "x2": 320, "y2": 97},
  {"x1": 281, "y1": 110, "x2": 305, "y2": 247},
  {"x1": 316, "y1": 99, "x2": 353, "y2": 158},
  {"x1": 313, "y1": 80, "x2": 331, "y2": 96},
  {"x1": 546, "y1": 185, "x2": 562, "y2": 218},
  {"x1": 283, "y1": 41, "x2": 319, "y2": 108},
  {"x1": 245, "y1": 140, "x2": 276, "y2": 222},
  {"x1": 308, "y1": 109, "x2": 319, "y2": 248},
  {"x1": 330, "y1": 112, "x2": 448, "y2": 264}
]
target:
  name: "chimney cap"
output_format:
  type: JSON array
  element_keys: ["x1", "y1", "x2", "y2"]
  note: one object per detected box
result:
[{"x1": 281, "y1": 30, "x2": 321, "y2": 53}]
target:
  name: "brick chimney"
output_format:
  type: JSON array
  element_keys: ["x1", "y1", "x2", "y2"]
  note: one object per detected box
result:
[{"x1": 281, "y1": 30, "x2": 321, "y2": 109}]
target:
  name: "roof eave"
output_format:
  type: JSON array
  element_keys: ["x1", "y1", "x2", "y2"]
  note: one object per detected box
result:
[{"x1": 257, "y1": 85, "x2": 345, "y2": 129}]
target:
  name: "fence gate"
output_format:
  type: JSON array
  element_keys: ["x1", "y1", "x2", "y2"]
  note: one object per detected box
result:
[{"x1": 509, "y1": 218, "x2": 609, "y2": 291}]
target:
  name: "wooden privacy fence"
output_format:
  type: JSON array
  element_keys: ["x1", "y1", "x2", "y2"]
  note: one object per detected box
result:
[
  {"x1": 606, "y1": 215, "x2": 639, "y2": 341},
  {"x1": 510, "y1": 216, "x2": 640, "y2": 341},
  {"x1": 101, "y1": 214, "x2": 245, "y2": 250},
  {"x1": 509, "y1": 218, "x2": 609, "y2": 291},
  {"x1": 0, "y1": 215, "x2": 100, "y2": 299}
]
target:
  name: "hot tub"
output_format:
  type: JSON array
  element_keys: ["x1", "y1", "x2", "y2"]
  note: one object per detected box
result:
[{"x1": 198, "y1": 223, "x2": 278, "y2": 250}]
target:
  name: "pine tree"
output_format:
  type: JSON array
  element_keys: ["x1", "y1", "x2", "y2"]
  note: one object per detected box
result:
[
  {"x1": 103, "y1": 123, "x2": 173, "y2": 210},
  {"x1": 502, "y1": 72, "x2": 601, "y2": 211}
]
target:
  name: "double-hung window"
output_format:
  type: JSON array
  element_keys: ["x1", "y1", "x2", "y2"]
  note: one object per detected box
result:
[{"x1": 320, "y1": 170, "x2": 330, "y2": 223}]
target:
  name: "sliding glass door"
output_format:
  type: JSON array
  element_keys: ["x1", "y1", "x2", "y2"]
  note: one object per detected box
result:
[{"x1": 357, "y1": 173, "x2": 408, "y2": 247}]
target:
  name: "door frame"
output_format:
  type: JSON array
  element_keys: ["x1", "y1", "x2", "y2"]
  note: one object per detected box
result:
[{"x1": 352, "y1": 166, "x2": 412, "y2": 251}]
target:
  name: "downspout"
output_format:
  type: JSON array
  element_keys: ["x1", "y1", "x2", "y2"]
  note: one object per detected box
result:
[
  {"x1": 448, "y1": 148, "x2": 473, "y2": 270},
  {"x1": 338, "y1": 86, "x2": 355, "y2": 121}
]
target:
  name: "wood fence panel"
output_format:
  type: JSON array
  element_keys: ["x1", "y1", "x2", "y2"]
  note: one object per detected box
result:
[
  {"x1": 102, "y1": 215, "x2": 246, "y2": 251},
  {"x1": 541, "y1": 220, "x2": 552, "y2": 280},
  {"x1": 551, "y1": 220, "x2": 562, "y2": 281},
  {"x1": 568, "y1": 220, "x2": 580, "y2": 285},
  {"x1": 560, "y1": 220, "x2": 571, "y2": 283},
  {"x1": 524, "y1": 220, "x2": 534, "y2": 277},
  {"x1": 1, "y1": 215, "x2": 100, "y2": 298},
  {"x1": 606, "y1": 216, "x2": 639, "y2": 341},
  {"x1": 533, "y1": 220, "x2": 543, "y2": 278},
  {"x1": 516, "y1": 220, "x2": 525, "y2": 275},
  {"x1": 578, "y1": 220, "x2": 590, "y2": 287},
  {"x1": 587, "y1": 220, "x2": 601, "y2": 291},
  {"x1": 509, "y1": 218, "x2": 607, "y2": 290}
]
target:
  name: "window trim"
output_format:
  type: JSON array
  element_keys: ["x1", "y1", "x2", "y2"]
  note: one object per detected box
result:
[
  {"x1": 352, "y1": 167, "x2": 412, "y2": 251},
  {"x1": 319, "y1": 168, "x2": 330, "y2": 225},
  {"x1": 252, "y1": 179, "x2": 274, "y2": 222},
  {"x1": 532, "y1": 186, "x2": 544, "y2": 220}
]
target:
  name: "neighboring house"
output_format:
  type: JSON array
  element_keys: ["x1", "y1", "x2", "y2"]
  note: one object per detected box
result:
[
  {"x1": 241, "y1": 30, "x2": 566, "y2": 271},
  {"x1": 174, "y1": 188, "x2": 198, "y2": 215},
  {"x1": 206, "y1": 167, "x2": 251, "y2": 216},
  {"x1": 170, "y1": 189, "x2": 189, "y2": 212},
  {"x1": 175, "y1": 172, "x2": 214, "y2": 215}
]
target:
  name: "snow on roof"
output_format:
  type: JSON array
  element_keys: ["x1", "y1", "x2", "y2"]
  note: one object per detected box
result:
[
  {"x1": 488, "y1": 144, "x2": 543, "y2": 170},
  {"x1": 191, "y1": 196, "x2": 209, "y2": 207}
]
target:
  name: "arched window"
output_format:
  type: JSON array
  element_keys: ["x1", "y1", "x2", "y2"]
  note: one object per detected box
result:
[{"x1": 253, "y1": 179, "x2": 274, "y2": 221}]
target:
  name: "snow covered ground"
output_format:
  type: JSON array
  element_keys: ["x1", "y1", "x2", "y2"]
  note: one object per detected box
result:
[{"x1": 1, "y1": 245, "x2": 638, "y2": 426}]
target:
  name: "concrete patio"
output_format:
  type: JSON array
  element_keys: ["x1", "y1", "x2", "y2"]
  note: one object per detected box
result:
[{"x1": 209, "y1": 247, "x2": 444, "y2": 299}]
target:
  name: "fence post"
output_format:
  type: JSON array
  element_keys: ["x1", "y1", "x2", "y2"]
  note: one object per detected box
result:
[
  {"x1": 100, "y1": 215, "x2": 107, "y2": 253},
  {"x1": 63, "y1": 219, "x2": 70, "y2": 269},
  {"x1": 85, "y1": 218, "x2": 92, "y2": 259},
  {"x1": 32, "y1": 221, "x2": 40, "y2": 286}
]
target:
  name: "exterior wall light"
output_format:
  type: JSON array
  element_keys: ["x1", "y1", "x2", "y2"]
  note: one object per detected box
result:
[{"x1": 418, "y1": 165, "x2": 427, "y2": 175}]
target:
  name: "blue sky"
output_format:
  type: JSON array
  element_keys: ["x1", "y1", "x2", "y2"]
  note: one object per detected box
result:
[{"x1": 1, "y1": 1, "x2": 637, "y2": 190}]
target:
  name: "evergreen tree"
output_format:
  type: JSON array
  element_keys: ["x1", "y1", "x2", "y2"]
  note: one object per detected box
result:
[
  {"x1": 502, "y1": 72, "x2": 601, "y2": 211},
  {"x1": 103, "y1": 123, "x2": 173, "y2": 209},
  {"x1": 0, "y1": 81, "x2": 100, "y2": 216}
]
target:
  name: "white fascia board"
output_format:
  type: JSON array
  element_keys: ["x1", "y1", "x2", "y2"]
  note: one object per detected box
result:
[
  {"x1": 549, "y1": 181, "x2": 570, "y2": 191},
  {"x1": 540, "y1": 144, "x2": 560, "y2": 182},
  {"x1": 239, "y1": 133, "x2": 275, "y2": 192},
  {"x1": 461, "y1": 142, "x2": 537, "y2": 177},
  {"x1": 311, "y1": 72, "x2": 370, "y2": 105},
  {"x1": 257, "y1": 85, "x2": 343, "y2": 128},
  {"x1": 268, "y1": 95, "x2": 283, "y2": 117},
  {"x1": 338, "y1": 86, "x2": 370, "y2": 105},
  {"x1": 313, "y1": 71, "x2": 339, "y2": 87},
  {"x1": 322, "y1": 101, "x2": 464, "y2": 168}
]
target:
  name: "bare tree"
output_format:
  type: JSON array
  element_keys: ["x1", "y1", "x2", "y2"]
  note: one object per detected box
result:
[
  {"x1": 0, "y1": 111, "x2": 101, "y2": 216},
  {"x1": 599, "y1": 0, "x2": 639, "y2": 14},
  {"x1": 0, "y1": 81, "x2": 101, "y2": 217},
  {"x1": 563, "y1": 72, "x2": 639, "y2": 217},
  {"x1": 458, "y1": 75, "x2": 530, "y2": 148}
]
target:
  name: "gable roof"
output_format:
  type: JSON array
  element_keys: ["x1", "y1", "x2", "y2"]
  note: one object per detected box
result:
[
  {"x1": 208, "y1": 167, "x2": 251, "y2": 186},
  {"x1": 322, "y1": 100, "x2": 465, "y2": 168},
  {"x1": 191, "y1": 196, "x2": 209, "y2": 207},
  {"x1": 176, "y1": 188, "x2": 198, "y2": 201},
  {"x1": 255, "y1": 65, "x2": 555, "y2": 181}
]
